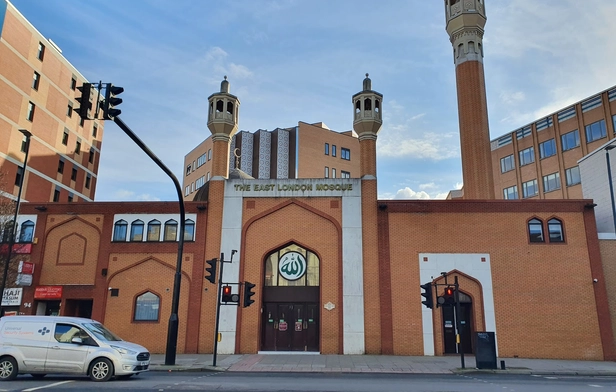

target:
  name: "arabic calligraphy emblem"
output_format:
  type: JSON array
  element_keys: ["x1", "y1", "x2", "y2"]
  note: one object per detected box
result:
[{"x1": 278, "y1": 251, "x2": 307, "y2": 281}]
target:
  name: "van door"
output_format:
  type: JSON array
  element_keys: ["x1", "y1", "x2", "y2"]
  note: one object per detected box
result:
[
  {"x1": 44, "y1": 323, "x2": 93, "y2": 373},
  {"x1": 0, "y1": 320, "x2": 50, "y2": 371}
]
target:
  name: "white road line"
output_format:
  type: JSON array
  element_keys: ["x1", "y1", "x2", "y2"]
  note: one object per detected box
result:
[
  {"x1": 22, "y1": 380, "x2": 74, "y2": 391},
  {"x1": 588, "y1": 385, "x2": 603, "y2": 388}
]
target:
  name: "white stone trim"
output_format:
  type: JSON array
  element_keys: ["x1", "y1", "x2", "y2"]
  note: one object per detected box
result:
[{"x1": 419, "y1": 253, "x2": 496, "y2": 356}]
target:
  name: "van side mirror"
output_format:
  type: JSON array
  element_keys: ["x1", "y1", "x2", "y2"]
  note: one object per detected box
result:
[{"x1": 71, "y1": 337, "x2": 83, "y2": 345}]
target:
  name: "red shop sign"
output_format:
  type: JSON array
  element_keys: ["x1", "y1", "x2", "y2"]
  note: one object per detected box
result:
[{"x1": 34, "y1": 286, "x2": 63, "y2": 299}]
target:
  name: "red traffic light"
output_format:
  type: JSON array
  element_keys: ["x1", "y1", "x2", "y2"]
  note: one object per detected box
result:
[
  {"x1": 223, "y1": 286, "x2": 231, "y2": 296},
  {"x1": 445, "y1": 287, "x2": 454, "y2": 296}
]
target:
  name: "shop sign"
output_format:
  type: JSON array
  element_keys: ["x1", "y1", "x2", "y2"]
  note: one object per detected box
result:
[
  {"x1": 34, "y1": 286, "x2": 63, "y2": 299},
  {"x1": 15, "y1": 274, "x2": 33, "y2": 286},
  {"x1": 278, "y1": 321, "x2": 288, "y2": 331},
  {"x1": 1, "y1": 288, "x2": 23, "y2": 306},
  {"x1": 18, "y1": 261, "x2": 35, "y2": 275},
  {"x1": 0, "y1": 244, "x2": 32, "y2": 255}
]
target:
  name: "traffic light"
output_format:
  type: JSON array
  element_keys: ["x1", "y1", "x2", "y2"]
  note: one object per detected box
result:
[
  {"x1": 438, "y1": 286, "x2": 455, "y2": 307},
  {"x1": 205, "y1": 258, "x2": 217, "y2": 284},
  {"x1": 221, "y1": 285, "x2": 239, "y2": 303},
  {"x1": 243, "y1": 281, "x2": 256, "y2": 308},
  {"x1": 102, "y1": 84, "x2": 124, "y2": 120},
  {"x1": 75, "y1": 83, "x2": 92, "y2": 120},
  {"x1": 420, "y1": 282, "x2": 433, "y2": 309}
]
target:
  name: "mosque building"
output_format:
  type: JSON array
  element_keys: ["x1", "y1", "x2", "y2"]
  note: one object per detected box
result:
[{"x1": 6, "y1": 0, "x2": 616, "y2": 361}]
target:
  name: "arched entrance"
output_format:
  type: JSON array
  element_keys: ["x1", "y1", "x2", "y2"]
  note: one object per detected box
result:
[
  {"x1": 441, "y1": 290, "x2": 473, "y2": 354},
  {"x1": 261, "y1": 244, "x2": 320, "y2": 352}
]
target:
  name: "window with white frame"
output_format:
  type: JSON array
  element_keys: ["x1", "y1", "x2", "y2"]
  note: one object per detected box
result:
[{"x1": 542, "y1": 172, "x2": 561, "y2": 193}]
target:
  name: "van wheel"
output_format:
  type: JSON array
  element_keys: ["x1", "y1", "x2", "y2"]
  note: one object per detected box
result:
[
  {"x1": 0, "y1": 356, "x2": 17, "y2": 381},
  {"x1": 31, "y1": 374, "x2": 46, "y2": 379},
  {"x1": 89, "y1": 358, "x2": 113, "y2": 382}
]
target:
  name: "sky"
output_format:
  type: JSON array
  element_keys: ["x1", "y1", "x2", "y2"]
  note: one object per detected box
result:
[{"x1": 9, "y1": 0, "x2": 616, "y2": 201}]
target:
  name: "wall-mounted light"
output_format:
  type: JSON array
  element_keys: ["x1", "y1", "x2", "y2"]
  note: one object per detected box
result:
[
  {"x1": 34, "y1": 206, "x2": 47, "y2": 211},
  {"x1": 196, "y1": 205, "x2": 207, "y2": 211}
]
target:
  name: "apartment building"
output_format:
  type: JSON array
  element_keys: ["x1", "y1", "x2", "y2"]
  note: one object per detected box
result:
[
  {"x1": 183, "y1": 122, "x2": 360, "y2": 201},
  {"x1": 491, "y1": 86, "x2": 616, "y2": 201},
  {"x1": 0, "y1": 0, "x2": 103, "y2": 203}
]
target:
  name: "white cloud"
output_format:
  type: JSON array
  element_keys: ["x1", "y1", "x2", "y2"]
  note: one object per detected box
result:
[
  {"x1": 411, "y1": 113, "x2": 426, "y2": 120},
  {"x1": 393, "y1": 187, "x2": 431, "y2": 200},
  {"x1": 378, "y1": 131, "x2": 459, "y2": 160},
  {"x1": 499, "y1": 91, "x2": 525, "y2": 105},
  {"x1": 419, "y1": 182, "x2": 436, "y2": 190},
  {"x1": 110, "y1": 190, "x2": 161, "y2": 202}
]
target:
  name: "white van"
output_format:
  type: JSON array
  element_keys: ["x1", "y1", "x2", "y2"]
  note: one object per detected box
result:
[{"x1": 0, "y1": 316, "x2": 150, "y2": 381}]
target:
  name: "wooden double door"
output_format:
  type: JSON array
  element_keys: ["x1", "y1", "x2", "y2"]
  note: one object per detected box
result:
[{"x1": 262, "y1": 302, "x2": 319, "y2": 352}]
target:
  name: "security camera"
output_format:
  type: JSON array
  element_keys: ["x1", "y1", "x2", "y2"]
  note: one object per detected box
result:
[
  {"x1": 108, "y1": 287, "x2": 113, "y2": 291},
  {"x1": 593, "y1": 279, "x2": 598, "y2": 283}
]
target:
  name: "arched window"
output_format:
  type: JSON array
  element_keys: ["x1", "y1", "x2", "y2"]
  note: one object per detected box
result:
[
  {"x1": 364, "y1": 98, "x2": 372, "y2": 111},
  {"x1": 113, "y1": 220, "x2": 128, "y2": 241},
  {"x1": 184, "y1": 219, "x2": 195, "y2": 241},
  {"x1": 130, "y1": 220, "x2": 144, "y2": 242},
  {"x1": 375, "y1": 99, "x2": 380, "y2": 113},
  {"x1": 355, "y1": 100, "x2": 360, "y2": 113},
  {"x1": 265, "y1": 244, "x2": 319, "y2": 287},
  {"x1": 164, "y1": 219, "x2": 178, "y2": 241},
  {"x1": 134, "y1": 291, "x2": 160, "y2": 321},
  {"x1": 216, "y1": 100, "x2": 224, "y2": 112},
  {"x1": 548, "y1": 218, "x2": 564, "y2": 243},
  {"x1": 146, "y1": 219, "x2": 161, "y2": 241},
  {"x1": 19, "y1": 220, "x2": 35, "y2": 243},
  {"x1": 226, "y1": 102, "x2": 234, "y2": 115},
  {"x1": 528, "y1": 218, "x2": 544, "y2": 243}
]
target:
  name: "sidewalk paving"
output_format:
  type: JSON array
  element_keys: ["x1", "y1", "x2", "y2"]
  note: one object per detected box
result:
[{"x1": 148, "y1": 353, "x2": 616, "y2": 376}]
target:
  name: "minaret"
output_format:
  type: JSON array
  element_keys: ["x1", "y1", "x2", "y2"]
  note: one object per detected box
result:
[
  {"x1": 352, "y1": 74, "x2": 383, "y2": 354},
  {"x1": 352, "y1": 73, "x2": 383, "y2": 178},
  {"x1": 207, "y1": 76, "x2": 240, "y2": 179},
  {"x1": 445, "y1": 0, "x2": 495, "y2": 199}
]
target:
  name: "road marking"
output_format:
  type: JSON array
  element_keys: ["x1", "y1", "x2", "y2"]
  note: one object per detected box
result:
[
  {"x1": 22, "y1": 380, "x2": 74, "y2": 391},
  {"x1": 588, "y1": 385, "x2": 603, "y2": 388}
]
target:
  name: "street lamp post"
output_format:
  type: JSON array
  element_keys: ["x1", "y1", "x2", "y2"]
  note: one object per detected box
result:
[
  {"x1": 606, "y1": 145, "x2": 616, "y2": 235},
  {"x1": 0, "y1": 129, "x2": 32, "y2": 315}
]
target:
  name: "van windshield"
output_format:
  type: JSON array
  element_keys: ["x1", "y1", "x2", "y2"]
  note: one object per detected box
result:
[{"x1": 82, "y1": 322, "x2": 122, "y2": 342}]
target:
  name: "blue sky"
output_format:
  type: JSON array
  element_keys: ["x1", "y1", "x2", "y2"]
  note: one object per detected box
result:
[{"x1": 10, "y1": 0, "x2": 616, "y2": 201}]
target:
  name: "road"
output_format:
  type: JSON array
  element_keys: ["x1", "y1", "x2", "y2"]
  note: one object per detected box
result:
[{"x1": 0, "y1": 372, "x2": 615, "y2": 391}]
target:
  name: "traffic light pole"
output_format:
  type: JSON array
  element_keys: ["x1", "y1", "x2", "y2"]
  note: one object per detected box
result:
[
  {"x1": 212, "y1": 250, "x2": 237, "y2": 367},
  {"x1": 111, "y1": 116, "x2": 186, "y2": 366},
  {"x1": 454, "y1": 276, "x2": 465, "y2": 369}
]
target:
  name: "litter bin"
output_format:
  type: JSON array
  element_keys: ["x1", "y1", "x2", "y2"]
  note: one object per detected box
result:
[{"x1": 475, "y1": 331, "x2": 497, "y2": 369}]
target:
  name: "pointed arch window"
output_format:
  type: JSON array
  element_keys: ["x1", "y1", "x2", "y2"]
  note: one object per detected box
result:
[
  {"x1": 164, "y1": 219, "x2": 178, "y2": 241},
  {"x1": 19, "y1": 220, "x2": 35, "y2": 243},
  {"x1": 216, "y1": 100, "x2": 224, "y2": 112},
  {"x1": 113, "y1": 220, "x2": 128, "y2": 241},
  {"x1": 265, "y1": 244, "x2": 319, "y2": 287},
  {"x1": 375, "y1": 99, "x2": 380, "y2": 113},
  {"x1": 364, "y1": 98, "x2": 372, "y2": 111},
  {"x1": 226, "y1": 102, "x2": 234, "y2": 115},
  {"x1": 355, "y1": 100, "x2": 360, "y2": 113},
  {"x1": 147, "y1": 219, "x2": 161, "y2": 241},
  {"x1": 548, "y1": 218, "x2": 565, "y2": 243},
  {"x1": 184, "y1": 219, "x2": 195, "y2": 241},
  {"x1": 130, "y1": 220, "x2": 144, "y2": 242},
  {"x1": 134, "y1": 291, "x2": 160, "y2": 321},
  {"x1": 528, "y1": 218, "x2": 544, "y2": 243}
]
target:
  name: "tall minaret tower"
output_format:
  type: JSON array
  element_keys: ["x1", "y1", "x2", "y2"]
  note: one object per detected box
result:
[
  {"x1": 353, "y1": 74, "x2": 382, "y2": 178},
  {"x1": 352, "y1": 74, "x2": 383, "y2": 354},
  {"x1": 207, "y1": 76, "x2": 240, "y2": 179},
  {"x1": 445, "y1": 0, "x2": 495, "y2": 199}
]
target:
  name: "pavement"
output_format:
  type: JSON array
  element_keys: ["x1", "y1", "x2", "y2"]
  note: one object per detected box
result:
[{"x1": 148, "y1": 353, "x2": 616, "y2": 376}]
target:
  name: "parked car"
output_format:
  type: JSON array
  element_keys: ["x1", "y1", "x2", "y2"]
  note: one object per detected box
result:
[{"x1": 0, "y1": 315, "x2": 150, "y2": 381}]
